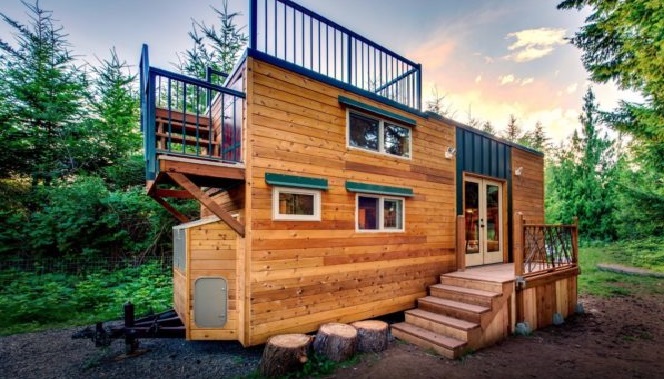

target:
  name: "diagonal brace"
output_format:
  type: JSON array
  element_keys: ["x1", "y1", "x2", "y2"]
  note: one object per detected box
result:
[
  {"x1": 150, "y1": 194, "x2": 191, "y2": 224},
  {"x1": 167, "y1": 172, "x2": 245, "y2": 237}
]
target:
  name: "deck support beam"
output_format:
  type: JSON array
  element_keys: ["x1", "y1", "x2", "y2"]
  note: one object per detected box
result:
[
  {"x1": 149, "y1": 194, "x2": 191, "y2": 224},
  {"x1": 167, "y1": 172, "x2": 246, "y2": 237}
]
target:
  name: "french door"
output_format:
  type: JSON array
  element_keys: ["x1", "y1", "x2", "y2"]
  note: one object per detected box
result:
[{"x1": 464, "y1": 177, "x2": 503, "y2": 266}]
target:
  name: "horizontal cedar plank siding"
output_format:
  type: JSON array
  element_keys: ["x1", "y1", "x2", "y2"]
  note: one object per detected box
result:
[
  {"x1": 187, "y1": 221, "x2": 238, "y2": 340},
  {"x1": 512, "y1": 149, "x2": 544, "y2": 224},
  {"x1": 245, "y1": 57, "x2": 457, "y2": 345}
]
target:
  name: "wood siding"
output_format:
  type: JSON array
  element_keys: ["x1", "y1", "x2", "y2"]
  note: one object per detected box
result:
[
  {"x1": 242, "y1": 57, "x2": 457, "y2": 345},
  {"x1": 512, "y1": 149, "x2": 544, "y2": 224},
  {"x1": 184, "y1": 221, "x2": 239, "y2": 340},
  {"x1": 522, "y1": 274, "x2": 577, "y2": 329}
]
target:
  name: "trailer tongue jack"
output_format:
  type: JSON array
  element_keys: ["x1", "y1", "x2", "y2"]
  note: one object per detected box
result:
[{"x1": 72, "y1": 302, "x2": 185, "y2": 354}]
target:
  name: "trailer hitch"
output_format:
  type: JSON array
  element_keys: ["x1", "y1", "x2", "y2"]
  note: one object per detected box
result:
[{"x1": 72, "y1": 302, "x2": 185, "y2": 354}]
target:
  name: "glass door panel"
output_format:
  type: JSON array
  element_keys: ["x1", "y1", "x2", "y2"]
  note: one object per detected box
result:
[{"x1": 464, "y1": 177, "x2": 503, "y2": 266}]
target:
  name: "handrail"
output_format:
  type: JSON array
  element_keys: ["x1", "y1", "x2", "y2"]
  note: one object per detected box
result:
[
  {"x1": 248, "y1": 0, "x2": 422, "y2": 111},
  {"x1": 514, "y1": 213, "x2": 579, "y2": 277},
  {"x1": 140, "y1": 45, "x2": 245, "y2": 180}
]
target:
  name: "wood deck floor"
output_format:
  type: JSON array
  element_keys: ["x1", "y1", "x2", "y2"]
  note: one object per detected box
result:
[{"x1": 446, "y1": 263, "x2": 515, "y2": 283}]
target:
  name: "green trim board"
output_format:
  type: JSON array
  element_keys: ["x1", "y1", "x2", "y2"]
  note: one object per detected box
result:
[
  {"x1": 338, "y1": 96, "x2": 417, "y2": 126},
  {"x1": 265, "y1": 173, "x2": 328, "y2": 190},
  {"x1": 345, "y1": 181, "x2": 414, "y2": 197}
]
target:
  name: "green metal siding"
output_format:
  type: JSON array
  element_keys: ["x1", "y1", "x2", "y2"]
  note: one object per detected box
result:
[{"x1": 455, "y1": 127, "x2": 514, "y2": 260}]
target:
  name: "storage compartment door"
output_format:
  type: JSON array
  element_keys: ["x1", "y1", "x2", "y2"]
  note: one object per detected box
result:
[{"x1": 194, "y1": 277, "x2": 228, "y2": 327}]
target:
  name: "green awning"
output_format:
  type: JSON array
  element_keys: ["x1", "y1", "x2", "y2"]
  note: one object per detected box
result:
[
  {"x1": 265, "y1": 173, "x2": 328, "y2": 190},
  {"x1": 345, "y1": 181, "x2": 414, "y2": 197},
  {"x1": 338, "y1": 96, "x2": 417, "y2": 126}
]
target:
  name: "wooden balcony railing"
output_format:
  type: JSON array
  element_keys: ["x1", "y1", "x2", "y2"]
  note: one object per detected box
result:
[
  {"x1": 140, "y1": 44, "x2": 246, "y2": 181},
  {"x1": 514, "y1": 213, "x2": 579, "y2": 277}
]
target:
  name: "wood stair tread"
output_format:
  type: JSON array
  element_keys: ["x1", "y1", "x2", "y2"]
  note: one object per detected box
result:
[
  {"x1": 392, "y1": 322, "x2": 466, "y2": 349},
  {"x1": 419, "y1": 296, "x2": 490, "y2": 314},
  {"x1": 405, "y1": 309, "x2": 480, "y2": 331},
  {"x1": 430, "y1": 284, "x2": 501, "y2": 298}
]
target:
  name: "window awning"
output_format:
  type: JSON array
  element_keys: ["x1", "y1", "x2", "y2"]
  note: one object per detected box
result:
[
  {"x1": 345, "y1": 181, "x2": 414, "y2": 197},
  {"x1": 265, "y1": 173, "x2": 328, "y2": 190},
  {"x1": 338, "y1": 96, "x2": 417, "y2": 126}
]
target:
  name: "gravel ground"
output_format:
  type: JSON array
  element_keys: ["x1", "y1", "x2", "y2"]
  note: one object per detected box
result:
[
  {"x1": 2, "y1": 293, "x2": 663, "y2": 378},
  {"x1": 0, "y1": 326, "x2": 262, "y2": 379}
]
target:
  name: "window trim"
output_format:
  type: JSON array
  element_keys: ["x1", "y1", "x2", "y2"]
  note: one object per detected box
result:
[
  {"x1": 355, "y1": 193, "x2": 406, "y2": 232},
  {"x1": 272, "y1": 187, "x2": 321, "y2": 221},
  {"x1": 346, "y1": 110, "x2": 413, "y2": 160}
]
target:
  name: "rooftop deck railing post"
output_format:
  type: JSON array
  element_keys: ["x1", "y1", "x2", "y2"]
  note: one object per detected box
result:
[
  {"x1": 249, "y1": 0, "x2": 258, "y2": 50},
  {"x1": 417, "y1": 63, "x2": 423, "y2": 111}
]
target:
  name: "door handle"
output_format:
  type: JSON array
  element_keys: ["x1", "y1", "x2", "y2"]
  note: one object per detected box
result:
[{"x1": 479, "y1": 218, "x2": 485, "y2": 228}]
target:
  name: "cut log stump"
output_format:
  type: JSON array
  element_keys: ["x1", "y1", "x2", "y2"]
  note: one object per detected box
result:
[
  {"x1": 258, "y1": 334, "x2": 312, "y2": 377},
  {"x1": 313, "y1": 323, "x2": 357, "y2": 362},
  {"x1": 351, "y1": 320, "x2": 388, "y2": 353}
]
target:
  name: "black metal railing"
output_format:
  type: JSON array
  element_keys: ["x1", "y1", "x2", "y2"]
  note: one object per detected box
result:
[
  {"x1": 140, "y1": 45, "x2": 246, "y2": 180},
  {"x1": 249, "y1": 0, "x2": 422, "y2": 110}
]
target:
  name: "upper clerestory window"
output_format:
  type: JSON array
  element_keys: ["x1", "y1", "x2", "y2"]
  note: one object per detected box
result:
[{"x1": 347, "y1": 111, "x2": 411, "y2": 159}]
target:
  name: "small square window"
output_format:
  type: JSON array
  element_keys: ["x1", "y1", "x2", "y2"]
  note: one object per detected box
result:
[
  {"x1": 273, "y1": 187, "x2": 321, "y2": 221},
  {"x1": 356, "y1": 195, "x2": 405, "y2": 232}
]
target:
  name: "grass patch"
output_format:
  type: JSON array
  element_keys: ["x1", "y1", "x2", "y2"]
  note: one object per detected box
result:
[
  {"x1": 578, "y1": 237, "x2": 664, "y2": 297},
  {"x1": 0, "y1": 261, "x2": 172, "y2": 336}
]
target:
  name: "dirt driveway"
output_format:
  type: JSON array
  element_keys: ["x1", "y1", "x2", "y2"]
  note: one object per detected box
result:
[{"x1": 1, "y1": 294, "x2": 662, "y2": 378}]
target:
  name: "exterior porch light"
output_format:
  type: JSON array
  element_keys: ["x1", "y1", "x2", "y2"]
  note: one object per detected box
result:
[
  {"x1": 515, "y1": 166, "x2": 524, "y2": 176},
  {"x1": 445, "y1": 147, "x2": 457, "y2": 159}
]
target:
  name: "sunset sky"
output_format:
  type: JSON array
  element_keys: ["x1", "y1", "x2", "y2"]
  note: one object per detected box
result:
[{"x1": 1, "y1": 0, "x2": 639, "y2": 143}]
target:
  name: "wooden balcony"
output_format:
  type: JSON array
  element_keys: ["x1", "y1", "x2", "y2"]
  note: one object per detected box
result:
[{"x1": 140, "y1": 45, "x2": 246, "y2": 236}]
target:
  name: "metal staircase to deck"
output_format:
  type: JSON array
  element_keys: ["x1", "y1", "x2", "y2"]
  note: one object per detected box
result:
[{"x1": 392, "y1": 264, "x2": 515, "y2": 359}]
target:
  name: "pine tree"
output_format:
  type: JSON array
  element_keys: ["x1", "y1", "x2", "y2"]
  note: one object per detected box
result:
[
  {"x1": 176, "y1": 0, "x2": 248, "y2": 83},
  {"x1": 546, "y1": 87, "x2": 617, "y2": 240},
  {"x1": 503, "y1": 114, "x2": 521, "y2": 142},
  {"x1": 0, "y1": 1, "x2": 88, "y2": 183},
  {"x1": 481, "y1": 121, "x2": 496, "y2": 135},
  {"x1": 85, "y1": 47, "x2": 141, "y2": 172}
]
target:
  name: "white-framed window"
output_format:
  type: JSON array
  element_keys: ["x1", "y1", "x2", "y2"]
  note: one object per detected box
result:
[
  {"x1": 272, "y1": 187, "x2": 321, "y2": 221},
  {"x1": 356, "y1": 194, "x2": 405, "y2": 232},
  {"x1": 347, "y1": 111, "x2": 411, "y2": 158}
]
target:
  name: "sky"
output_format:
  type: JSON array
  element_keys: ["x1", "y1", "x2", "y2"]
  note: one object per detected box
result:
[{"x1": 0, "y1": 0, "x2": 640, "y2": 143}]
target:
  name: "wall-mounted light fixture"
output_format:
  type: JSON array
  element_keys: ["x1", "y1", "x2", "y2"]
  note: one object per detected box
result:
[
  {"x1": 445, "y1": 147, "x2": 456, "y2": 159},
  {"x1": 515, "y1": 166, "x2": 524, "y2": 176}
]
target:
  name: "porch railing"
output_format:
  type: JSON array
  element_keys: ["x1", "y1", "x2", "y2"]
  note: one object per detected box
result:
[
  {"x1": 139, "y1": 44, "x2": 246, "y2": 181},
  {"x1": 514, "y1": 213, "x2": 579, "y2": 277},
  {"x1": 249, "y1": 0, "x2": 422, "y2": 111}
]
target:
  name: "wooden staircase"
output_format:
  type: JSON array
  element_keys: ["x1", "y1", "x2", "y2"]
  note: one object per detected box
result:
[{"x1": 392, "y1": 270, "x2": 515, "y2": 359}]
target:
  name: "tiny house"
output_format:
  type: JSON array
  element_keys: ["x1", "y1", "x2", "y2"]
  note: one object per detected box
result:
[{"x1": 140, "y1": 0, "x2": 579, "y2": 357}]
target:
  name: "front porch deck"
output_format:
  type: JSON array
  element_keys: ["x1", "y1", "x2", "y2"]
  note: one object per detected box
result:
[{"x1": 446, "y1": 263, "x2": 514, "y2": 283}]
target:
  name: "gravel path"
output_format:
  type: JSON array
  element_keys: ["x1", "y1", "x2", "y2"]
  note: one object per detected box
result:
[{"x1": 0, "y1": 326, "x2": 262, "y2": 379}]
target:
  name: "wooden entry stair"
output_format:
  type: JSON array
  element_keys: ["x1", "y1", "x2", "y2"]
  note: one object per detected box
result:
[{"x1": 392, "y1": 265, "x2": 515, "y2": 359}]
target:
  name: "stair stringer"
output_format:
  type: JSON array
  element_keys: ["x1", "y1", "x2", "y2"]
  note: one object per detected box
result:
[{"x1": 474, "y1": 281, "x2": 515, "y2": 350}]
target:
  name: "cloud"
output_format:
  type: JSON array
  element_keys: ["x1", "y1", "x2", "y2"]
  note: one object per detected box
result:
[
  {"x1": 499, "y1": 74, "x2": 515, "y2": 85},
  {"x1": 498, "y1": 74, "x2": 533, "y2": 86},
  {"x1": 566, "y1": 83, "x2": 578, "y2": 94},
  {"x1": 475, "y1": 75, "x2": 483, "y2": 84},
  {"x1": 505, "y1": 28, "x2": 566, "y2": 62}
]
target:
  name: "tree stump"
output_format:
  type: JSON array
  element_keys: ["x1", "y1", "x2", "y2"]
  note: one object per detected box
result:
[
  {"x1": 351, "y1": 320, "x2": 388, "y2": 352},
  {"x1": 258, "y1": 334, "x2": 312, "y2": 377},
  {"x1": 313, "y1": 323, "x2": 357, "y2": 362}
]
